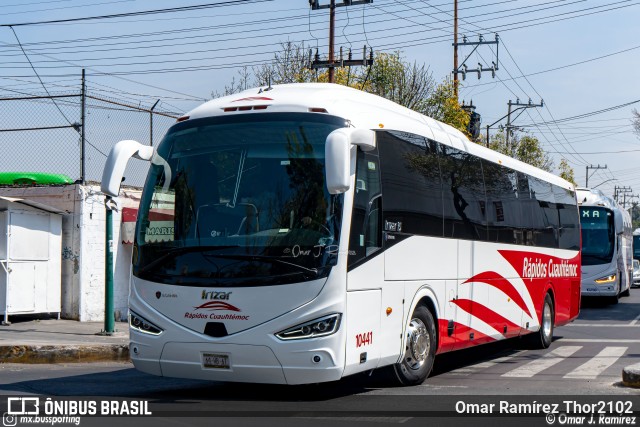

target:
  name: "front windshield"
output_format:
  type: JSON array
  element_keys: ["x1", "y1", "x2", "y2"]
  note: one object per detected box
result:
[
  {"x1": 133, "y1": 113, "x2": 347, "y2": 286},
  {"x1": 634, "y1": 235, "x2": 640, "y2": 260},
  {"x1": 580, "y1": 206, "x2": 614, "y2": 266}
]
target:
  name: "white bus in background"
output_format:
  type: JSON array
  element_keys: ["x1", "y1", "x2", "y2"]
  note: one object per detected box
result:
[
  {"x1": 102, "y1": 83, "x2": 581, "y2": 386},
  {"x1": 577, "y1": 187, "x2": 632, "y2": 303}
]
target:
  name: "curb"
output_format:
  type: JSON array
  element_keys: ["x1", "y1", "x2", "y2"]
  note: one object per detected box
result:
[
  {"x1": 622, "y1": 363, "x2": 640, "y2": 388},
  {"x1": 0, "y1": 345, "x2": 130, "y2": 364}
]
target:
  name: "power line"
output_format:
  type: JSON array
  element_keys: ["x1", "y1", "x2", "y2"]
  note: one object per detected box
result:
[
  {"x1": 0, "y1": 0, "x2": 273, "y2": 27},
  {"x1": 499, "y1": 41, "x2": 591, "y2": 166},
  {"x1": 3, "y1": 0, "x2": 134, "y2": 18},
  {"x1": 463, "y1": 43, "x2": 640, "y2": 89},
  {"x1": 1, "y1": 0, "x2": 636, "y2": 81},
  {"x1": 7, "y1": 26, "x2": 76, "y2": 129},
  {"x1": 519, "y1": 99, "x2": 640, "y2": 128}
]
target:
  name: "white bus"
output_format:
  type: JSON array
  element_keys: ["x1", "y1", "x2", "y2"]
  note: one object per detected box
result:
[
  {"x1": 102, "y1": 83, "x2": 581, "y2": 385},
  {"x1": 576, "y1": 187, "x2": 632, "y2": 303}
]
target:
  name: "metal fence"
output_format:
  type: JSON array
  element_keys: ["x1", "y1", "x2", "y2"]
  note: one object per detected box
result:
[{"x1": 0, "y1": 82, "x2": 180, "y2": 187}]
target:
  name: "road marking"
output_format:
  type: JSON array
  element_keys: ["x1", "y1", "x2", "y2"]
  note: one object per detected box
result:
[
  {"x1": 295, "y1": 417, "x2": 412, "y2": 424},
  {"x1": 565, "y1": 324, "x2": 638, "y2": 327},
  {"x1": 450, "y1": 351, "x2": 526, "y2": 375},
  {"x1": 559, "y1": 339, "x2": 640, "y2": 343},
  {"x1": 501, "y1": 346, "x2": 581, "y2": 378},
  {"x1": 630, "y1": 314, "x2": 640, "y2": 326},
  {"x1": 563, "y1": 347, "x2": 627, "y2": 379}
]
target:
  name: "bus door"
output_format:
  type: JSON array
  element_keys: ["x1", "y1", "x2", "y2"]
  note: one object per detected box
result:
[{"x1": 344, "y1": 149, "x2": 387, "y2": 375}]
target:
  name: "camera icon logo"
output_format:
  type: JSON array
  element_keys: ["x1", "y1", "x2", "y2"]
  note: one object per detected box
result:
[{"x1": 2, "y1": 412, "x2": 17, "y2": 427}]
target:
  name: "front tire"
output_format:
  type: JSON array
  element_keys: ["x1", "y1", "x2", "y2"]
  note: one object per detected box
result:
[
  {"x1": 392, "y1": 305, "x2": 436, "y2": 386},
  {"x1": 621, "y1": 274, "x2": 631, "y2": 297},
  {"x1": 525, "y1": 293, "x2": 554, "y2": 349},
  {"x1": 609, "y1": 277, "x2": 620, "y2": 304}
]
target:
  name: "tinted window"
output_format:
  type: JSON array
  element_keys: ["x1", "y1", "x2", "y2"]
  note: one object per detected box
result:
[
  {"x1": 580, "y1": 207, "x2": 614, "y2": 265},
  {"x1": 133, "y1": 113, "x2": 345, "y2": 286},
  {"x1": 378, "y1": 131, "x2": 443, "y2": 237},
  {"x1": 440, "y1": 145, "x2": 487, "y2": 240},
  {"x1": 483, "y1": 160, "x2": 519, "y2": 244},
  {"x1": 554, "y1": 186, "x2": 580, "y2": 250},
  {"x1": 348, "y1": 150, "x2": 382, "y2": 268},
  {"x1": 528, "y1": 176, "x2": 557, "y2": 248}
]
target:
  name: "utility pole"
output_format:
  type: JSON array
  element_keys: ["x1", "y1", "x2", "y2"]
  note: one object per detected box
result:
[
  {"x1": 614, "y1": 186, "x2": 632, "y2": 204},
  {"x1": 453, "y1": 34, "x2": 499, "y2": 88},
  {"x1": 585, "y1": 164, "x2": 607, "y2": 187},
  {"x1": 504, "y1": 98, "x2": 543, "y2": 149},
  {"x1": 80, "y1": 69, "x2": 86, "y2": 184},
  {"x1": 453, "y1": 0, "x2": 458, "y2": 99},
  {"x1": 149, "y1": 99, "x2": 159, "y2": 147},
  {"x1": 309, "y1": 0, "x2": 372, "y2": 83}
]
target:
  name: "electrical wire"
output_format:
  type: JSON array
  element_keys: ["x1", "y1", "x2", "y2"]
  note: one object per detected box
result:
[{"x1": 0, "y1": 0, "x2": 274, "y2": 27}]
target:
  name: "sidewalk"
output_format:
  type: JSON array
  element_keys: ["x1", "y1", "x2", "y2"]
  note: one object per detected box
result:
[{"x1": 0, "y1": 316, "x2": 129, "y2": 364}]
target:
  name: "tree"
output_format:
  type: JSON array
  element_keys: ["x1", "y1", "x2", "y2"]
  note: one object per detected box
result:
[
  {"x1": 633, "y1": 109, "x2": 640, "y2": 138},
  {"x1": 214, "y1": 43, "x2": 475, "y2": 135},
  {"x1": 364, "y1": 52, "x2": 435, "y2": 115},
  {"x1": 488, "y1": 130, "x2": 553, "y2": 172},
  {"x1": 424, "y1": 79, "x2": 470, "y2": 138},
  {"x1": 557, "y1": 158, "x2": 576, "y2": 185}
]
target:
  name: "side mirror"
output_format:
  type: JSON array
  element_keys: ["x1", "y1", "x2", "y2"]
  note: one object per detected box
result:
[
  {"x1": 101, "y1": 140, "x2": 153, "y2": 197},
  {"x1": 325, "y1": 128, "x2": 376, "y2": 195}
]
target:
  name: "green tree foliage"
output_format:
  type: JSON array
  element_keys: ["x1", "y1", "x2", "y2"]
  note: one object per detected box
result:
[
  {"x1": 424, "y1": 79, "x2": 470, "y2": 138},
  {"x1": 218, "y1": 42, "x2": 572, "y2": 175},
  {"x1": 557, "y1": 158, "x2": 576, "y2": 185},
  {"x1": 488, "y1": 130, "x2": 553, "y2": 172},
  {"x1": 215, "y1": 42, "x2": 473, "y2": 135}
]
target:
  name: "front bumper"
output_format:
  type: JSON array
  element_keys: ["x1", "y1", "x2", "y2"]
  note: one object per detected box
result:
[{"x1": 580, "y1": 280, "x2": 617, "y2": 297}]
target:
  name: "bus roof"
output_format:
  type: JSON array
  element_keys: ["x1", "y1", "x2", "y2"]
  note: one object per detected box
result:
[
  {"x1": 185, "y1": 83, "x2": 574, "y2": 191},
  {"x1": 576, "y1": 187, "x2": 617, "y2": 209}
]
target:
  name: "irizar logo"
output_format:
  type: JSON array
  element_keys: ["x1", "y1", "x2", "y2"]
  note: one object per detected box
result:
[{"x1": 201, "y1": 290, "x2": 232, "y2": 300}]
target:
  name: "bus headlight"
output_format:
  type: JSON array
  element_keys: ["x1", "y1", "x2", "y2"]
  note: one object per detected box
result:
[
  {"x1": 594, "y1": 274, "x2": 616, "y2": 284},
  {"x1": 275, "y1": 314, "x2": 341, "y2": 340},
  {"x1": 129, "y1": 310, "x2": 164, "y2": 335}
]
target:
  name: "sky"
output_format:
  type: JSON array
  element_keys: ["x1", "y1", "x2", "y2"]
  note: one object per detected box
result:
[{"x1": 0, "y1": 0, "x2": 638, "y2": 198}]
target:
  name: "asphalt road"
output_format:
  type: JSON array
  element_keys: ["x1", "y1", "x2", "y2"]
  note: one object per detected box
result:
[{"x1": 1, "y1": 291, "x2": 639, "y2": 427}]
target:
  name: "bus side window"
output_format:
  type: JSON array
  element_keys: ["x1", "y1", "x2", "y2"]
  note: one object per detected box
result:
[
  {"x1": 366, "y1": 195, "x2": 383, "y2": 256},
  {"x1": 348, "y1": 150, "x2": 382, "y2": 269}
]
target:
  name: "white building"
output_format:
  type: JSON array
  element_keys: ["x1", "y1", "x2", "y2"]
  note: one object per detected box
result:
[{"x1": 0, "y1": 183, "x2": 141, "y2": 322}]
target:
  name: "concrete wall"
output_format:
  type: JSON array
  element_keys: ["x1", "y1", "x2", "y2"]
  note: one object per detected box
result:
[{"x1": 0, "y1": 184, "x2": 141, "y2": 321}]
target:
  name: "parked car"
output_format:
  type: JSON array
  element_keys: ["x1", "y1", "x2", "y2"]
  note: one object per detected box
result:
[{"x1": 633, "y1": 259, "x2": 640, "y2": 288}]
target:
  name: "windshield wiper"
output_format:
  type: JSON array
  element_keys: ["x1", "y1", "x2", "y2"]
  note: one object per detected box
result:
[
  {"x1": 139, "y1": 245, "x2": 239, "y2": 273},
  {"x1": 210, "y1": 253, "x2": 320, "y2": 277}
]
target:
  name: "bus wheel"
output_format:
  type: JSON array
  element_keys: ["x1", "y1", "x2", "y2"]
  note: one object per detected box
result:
[
  {"x1": 392, "y1": 305, "x2": 436, "y2": 386},
  {"x1": 621, "y1": 278, "x2": 631, "y2": 297},
  {"x1": 525, "y1": 293, "x2": 554, "y2": 349},
  {"x1": 610, "y1": 277, "x2": 621, "y2": 304}
]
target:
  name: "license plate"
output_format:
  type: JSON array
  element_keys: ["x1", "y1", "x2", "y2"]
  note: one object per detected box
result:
[{"x1": 202, "y1": 353, "x2": 230, "y2": 369}]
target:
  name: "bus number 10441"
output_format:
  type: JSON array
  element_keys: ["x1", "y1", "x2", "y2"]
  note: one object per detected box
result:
[{"x1": 356, "y1": 331, "x2": 373, "y2": 348}]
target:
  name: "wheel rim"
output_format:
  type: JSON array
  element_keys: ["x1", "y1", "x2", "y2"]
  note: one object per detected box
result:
[
  {"x1": 404, "y1": 317, "x2": 430, "y2": 370},
  {"x1": 542, "y1": 301, "x2": 552, "y2": 339}
]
